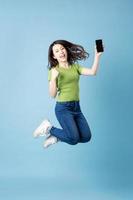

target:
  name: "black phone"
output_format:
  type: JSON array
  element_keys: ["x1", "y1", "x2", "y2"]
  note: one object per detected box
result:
[{"x1": 95, "y1": 39, "x2": 104, "y2": 52}]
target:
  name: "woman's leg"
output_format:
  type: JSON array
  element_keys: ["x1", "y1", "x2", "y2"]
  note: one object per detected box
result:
[
  {"x1": 50, "y1": 111, "x2": 80, "y2": 145},
  {"x1": 74, "y1": 112, "x2": 92, "y2": 143}
]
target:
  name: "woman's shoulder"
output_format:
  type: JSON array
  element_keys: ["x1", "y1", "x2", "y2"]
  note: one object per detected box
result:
[
  {"x1": 71, "y1": 63, "x2": 81, "y2": 68},
  {"x1": 48, "y1": 65, "x2": 59, "y2": 71},
  {"x1": 72, "y1": 63, "x2": 83, "y2": 74}
]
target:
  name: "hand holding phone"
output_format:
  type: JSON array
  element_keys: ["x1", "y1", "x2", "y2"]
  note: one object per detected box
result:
[{"x1": 95, "y1": 39, "x2": 104, "y2": 52}]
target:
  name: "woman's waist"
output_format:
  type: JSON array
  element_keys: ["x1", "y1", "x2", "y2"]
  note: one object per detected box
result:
[{"x1": 56, "y1": 100, "x2": 80, "y2": 104}]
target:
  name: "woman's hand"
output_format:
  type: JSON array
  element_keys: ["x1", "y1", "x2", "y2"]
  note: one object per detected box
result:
[
  {"x1": 49, "y1": 68, "x2": 59, "y2": 98},
  {"x1": 51, "y1": 68, "x2": 59, "y2": 80},
  {"x1": 94, "y1": 45, "x2": 104, "y2": 57}
]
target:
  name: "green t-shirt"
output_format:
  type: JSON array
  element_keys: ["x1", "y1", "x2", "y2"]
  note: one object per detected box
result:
[{"x1": 48, "y1": 63, "x2": 83, "y2": 102}]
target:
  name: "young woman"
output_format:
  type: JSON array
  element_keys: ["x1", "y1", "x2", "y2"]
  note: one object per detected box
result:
[{"x1": 33, "y1": 40, "x2": 103, "y2": 148}]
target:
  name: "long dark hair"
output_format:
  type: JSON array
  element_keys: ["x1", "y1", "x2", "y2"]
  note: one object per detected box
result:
[{"x1": 48, "y1": 40, "x2": 89, "y2": 69}]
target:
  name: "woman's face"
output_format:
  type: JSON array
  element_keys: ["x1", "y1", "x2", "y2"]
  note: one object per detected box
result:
[{"x1": 52, "y1": 44, "x2": 68, "y2": 63}]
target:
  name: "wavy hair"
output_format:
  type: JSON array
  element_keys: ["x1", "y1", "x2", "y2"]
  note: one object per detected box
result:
[{"x1": 48, "y1": 40, "x2": 89, "y2": 69}]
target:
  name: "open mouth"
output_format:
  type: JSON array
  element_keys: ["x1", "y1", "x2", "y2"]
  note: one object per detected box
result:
[{"x1": 60, "y1": 54, "x2": 65, "y2": 58}]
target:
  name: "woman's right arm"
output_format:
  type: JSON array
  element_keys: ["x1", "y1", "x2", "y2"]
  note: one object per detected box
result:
[{"x1": 49, "y1": 68, "x2": 59, "y2": 98}]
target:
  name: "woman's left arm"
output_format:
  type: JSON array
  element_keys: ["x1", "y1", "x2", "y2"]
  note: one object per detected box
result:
[{"x1": 81, "y1": 47, "x2": 103, "y2": 76}]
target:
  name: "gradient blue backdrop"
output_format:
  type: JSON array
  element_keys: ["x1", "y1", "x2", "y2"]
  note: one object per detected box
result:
[{"x1": 0, "y1": 0, "x2": 133, "y2": 199}]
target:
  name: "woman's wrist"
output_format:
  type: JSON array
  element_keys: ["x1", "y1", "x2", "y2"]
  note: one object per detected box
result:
[
  {"x1": 95, "y1": 53, "x2": 102, "y2": 60},
  {"x1": 51, "y1": 78, "x2": 57, "y2": 81}
]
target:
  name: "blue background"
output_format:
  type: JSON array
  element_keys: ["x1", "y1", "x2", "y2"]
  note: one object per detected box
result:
[{"x1": 0, "y1": 0, "x2": 133, "y2": 199}]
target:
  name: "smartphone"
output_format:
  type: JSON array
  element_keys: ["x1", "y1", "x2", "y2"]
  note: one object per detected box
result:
[{"x1": 95, "y1": 39, "x2": 104, "y2": 52}]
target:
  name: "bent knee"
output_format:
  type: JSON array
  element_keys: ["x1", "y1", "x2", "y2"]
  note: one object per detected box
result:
[
  {"x1": 87, "y1": 133, "x2": 92, "y2": 141},
  {"x1": 82, "y1": 133, "x2": 92, "y2": 143},
  {"x1": 86, "y1": 135, "x2": 91, "y2": 142},
  {"x1": 69, "y1": 138, "x2": 79, "y2": 145}
]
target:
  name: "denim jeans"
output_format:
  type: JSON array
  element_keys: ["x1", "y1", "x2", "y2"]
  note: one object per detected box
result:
[{"x1": 50, "y1": 101, "x2": 92, "y2": 145}]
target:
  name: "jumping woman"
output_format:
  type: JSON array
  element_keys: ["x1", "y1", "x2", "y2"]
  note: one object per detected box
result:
[{"x1": 33, "y1": 39, "x2": 103, "y2": 148}]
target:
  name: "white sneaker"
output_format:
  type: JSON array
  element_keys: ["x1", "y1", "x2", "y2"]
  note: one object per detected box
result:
[
  {"x1": 33, "y1": 119, "x2": 52, "y2": 138},
  {"x1": 43, "y1": 135, "x2": 58, "y2": 148}
]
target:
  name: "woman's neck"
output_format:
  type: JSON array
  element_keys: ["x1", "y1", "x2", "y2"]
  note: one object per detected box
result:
[{"x1": 58, "y1": 61, "x2": 69, "y2": 68}]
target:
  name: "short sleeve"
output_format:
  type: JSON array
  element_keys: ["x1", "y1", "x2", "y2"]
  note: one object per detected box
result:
[
  {"x1": 48, "y1": 69, "x2": 51, "y2": 81},
  {"x1": 75, "y1": 64, "x2": 83, "y2": 75}
]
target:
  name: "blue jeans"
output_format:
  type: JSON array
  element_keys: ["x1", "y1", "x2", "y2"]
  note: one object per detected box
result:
[{"x1": 50, "y1": 101, "x2": 92, "y2": 145}]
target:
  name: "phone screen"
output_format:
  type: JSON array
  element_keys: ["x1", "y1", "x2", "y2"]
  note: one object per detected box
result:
[{"x1": 95, "y1": 39, "x2": 104, "y2": 52}]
